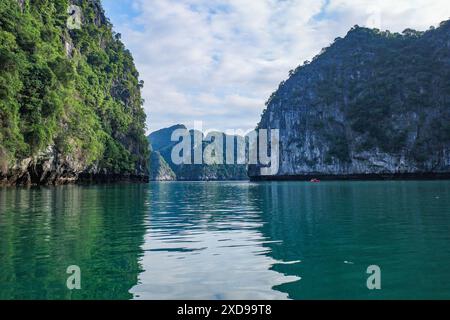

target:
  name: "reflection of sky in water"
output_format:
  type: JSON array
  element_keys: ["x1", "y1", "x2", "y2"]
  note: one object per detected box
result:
[
  {"x1": 131, "y1": 182, "x2": 300, "y2": 300},
  {"x1": 132, "y1": 225, "x2": 300, "y2": 300}
]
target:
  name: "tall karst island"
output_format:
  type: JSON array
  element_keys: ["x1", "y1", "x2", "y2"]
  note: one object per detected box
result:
[
  {"x1": 0, "y1": 0, "x2": 149, "y2": 186},
  {"x1": 250, "y1": 22, "x2": 450, "y2": 180}
]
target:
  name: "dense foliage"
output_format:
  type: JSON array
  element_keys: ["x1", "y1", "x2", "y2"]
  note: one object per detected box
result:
[{"x1": 0, "y1": 0, "x2": 149, "y2": 176}]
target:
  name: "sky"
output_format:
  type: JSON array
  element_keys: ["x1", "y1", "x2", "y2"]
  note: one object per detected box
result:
[{"x1": 102, "y1": 0, "x2": 450, "y2": 134}]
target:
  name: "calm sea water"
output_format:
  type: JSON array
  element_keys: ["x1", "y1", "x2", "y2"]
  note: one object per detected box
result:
[{"x1": 1, "y1": 181, "x2": 450, "y2": 300}]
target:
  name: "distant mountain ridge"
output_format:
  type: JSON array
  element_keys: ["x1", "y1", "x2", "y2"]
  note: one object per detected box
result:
[{"x1": 148, "y1": 125, "x2": 248, "y2": 181}]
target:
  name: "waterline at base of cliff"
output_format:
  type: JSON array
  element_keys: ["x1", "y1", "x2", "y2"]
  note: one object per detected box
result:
[{"x1": 250, "y1": 172, "x2": 450, "y2": 181}]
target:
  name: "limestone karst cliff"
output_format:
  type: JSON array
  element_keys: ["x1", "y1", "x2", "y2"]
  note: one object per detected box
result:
[
  {"x1": 0, "y1": 0, "x2": 149, "y2": 185},
  {"x1": 250, "y1": 21, "x2": 450, "y2": 180}
]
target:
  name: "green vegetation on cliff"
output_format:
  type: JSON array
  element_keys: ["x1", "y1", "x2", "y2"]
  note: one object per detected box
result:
[
  {"x1": 251, "y1": 21, "x2": 450, "y2": 178},
  {"x1": 0, "y1": 0, "x2": 149, "y2": 181}
]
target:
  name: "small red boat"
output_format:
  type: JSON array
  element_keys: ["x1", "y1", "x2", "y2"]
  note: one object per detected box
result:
[{"x1": 310, "y1": 178, "x2": 321, "y2": 183}]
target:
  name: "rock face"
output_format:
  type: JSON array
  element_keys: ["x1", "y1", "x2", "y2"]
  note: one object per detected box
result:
[
  {"x1": 0, "y1": 0, "x2": 149, "y2": 186},
  {"x1": 147, "y1": 124, "x2": 180, "y2": 181},
  {"x1": 148, "y1": 125, "x2": 248, "y2": 181},
  {"x1": 249, "y1": 22, "x2": 450, "y2": 180},
  {"x1": 149, "y1": 151, "x2": 176, "y2": 181},
  {"x1": 17, "y1": 0, "x2": 24, "y2": 11},
  {"x1": 1, "y1": 146, "x2": 148, "y2": 186}
]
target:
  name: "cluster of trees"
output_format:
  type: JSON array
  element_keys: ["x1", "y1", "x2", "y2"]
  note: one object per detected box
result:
[{"x1": 0, "y1": 0, "x2": 149, "y2": 174}]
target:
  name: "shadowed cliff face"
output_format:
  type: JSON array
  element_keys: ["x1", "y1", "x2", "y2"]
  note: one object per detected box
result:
[
  {"x1": 0, "y1": 0, "x2": 149, "y2": 186},
  {"x1": 250, "y1": 22, "x2": 450, "y2": 179},
  {"x1": 149, "y1": 150, "x2": 176, "y2": 181}
]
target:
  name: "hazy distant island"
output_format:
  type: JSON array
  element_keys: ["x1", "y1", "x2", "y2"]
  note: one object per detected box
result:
[{"x1": 148, "y1": 125, "x2": 248, "y2": 181}]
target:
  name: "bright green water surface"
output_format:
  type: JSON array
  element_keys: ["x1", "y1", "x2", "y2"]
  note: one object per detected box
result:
[{"x1": 1, "y1": 181, "x2": 450, "y2": 299}]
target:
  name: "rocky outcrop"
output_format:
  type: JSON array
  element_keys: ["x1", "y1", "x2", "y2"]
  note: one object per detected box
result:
[
  {"x1": 250, "y1": 21, "x2": 450, "y2": 180},
  {"x1": 149, "y1": 151, "x2": 176, "y2": 181},
  {"x1": 0, "y1": 146, "x2": 148, "y2": 186},
  {"x1": 1, "y1": 0, "x2": 149, "y2": 186}
]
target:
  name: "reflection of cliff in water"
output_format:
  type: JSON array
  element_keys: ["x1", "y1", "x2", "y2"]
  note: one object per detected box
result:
[
  {"x1": 249, "y1": 182, "x2": 381, "y2": 299},
  {"x1": 2, "y1": 181, "x2": 450, "y2": 299},
  {"x1": 249, "y1": 181, "x2": 450, "y2": 299},
  {"x1": 0, "y1": 185, "x2": 149, "y2": 299}
]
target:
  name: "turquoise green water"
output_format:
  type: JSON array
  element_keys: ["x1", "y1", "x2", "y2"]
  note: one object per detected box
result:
[{"x1": 1, "y1": 181, "x2": 450, "y2": 300}]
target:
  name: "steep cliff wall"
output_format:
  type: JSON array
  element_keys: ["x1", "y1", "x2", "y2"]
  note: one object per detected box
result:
[
  {"x1": 0, "y1": 0, "x2": 149, "y2": 185},
  {"x1": 250, "y1": 22, "x2": 450, "y2": 180},
  {"x1": 149, "y1": 151, "x2": 176, "y2": 181}
]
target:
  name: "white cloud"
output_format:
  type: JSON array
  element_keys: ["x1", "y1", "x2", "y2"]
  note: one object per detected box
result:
[{"x1": 104, "y1": 0, "x2": 450, "y2": 133}]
